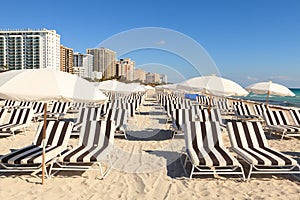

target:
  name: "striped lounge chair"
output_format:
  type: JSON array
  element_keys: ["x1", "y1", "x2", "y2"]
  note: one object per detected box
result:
[
  {"x1": 50, "y1": 120, "x2": 116, "y2": 179},
  {"x1": 263, "y1": 108, "x2": 300, "y2": 139},
  {"x1": 105, "y1": 108, "x2": 128, "y2": 138},
  {"x1": 233, "y1": 104, "x2": 261, "y2": 121},
  {"x1": 0, "y1": 121, "x2": 73, "y2": 176},
  {"x1": 227, "y1": 121, "x2": 300, "y2": 180},
  {"x1": 171, "y1": 108, "x2": 198, "y2": 136},
  {"x1": 72, "y1": 107, "x2": 102, "y2": 136},
  {"x1": 289, "y1": 108, "x2": 300, "y2": 126},
  {"x1": 183, "y1": 121, "x2": 245, "y2": 179},
  {"x1": 0, "y1": 108, "x2": 8, "y2": 124},
  {"x1": 0, "y1": 108, "x2": 34, "y2": 137}
]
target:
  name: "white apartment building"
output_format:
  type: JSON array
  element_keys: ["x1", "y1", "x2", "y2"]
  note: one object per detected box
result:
[
  {"x1": 145, "y1": 72, "x2": 161, "y2": 84},
  {"x1": 0, "y1": 28, "x2": 60, "y2": 70},
  {"x1": 160, "y1": 74, "x2": 168, "y2": 84},
  {"x1": 134, "y1": 68, "x2": 146, "y2": 82},
  {"x1": 116, "y1": 58, "x2": 135, "y2": 81},
  {"x1": 73, "y1": 53, "x2": 93, "y2": 79},
  {"x1": 86, "y1": 47, "x2": 116, "y2": 79}
]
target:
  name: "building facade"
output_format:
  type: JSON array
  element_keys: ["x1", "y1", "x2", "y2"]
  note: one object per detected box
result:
[
  {"x1": 86, "y1": 47, "x2": 116, "y2": 79},
  {"x1": 145, "y1": 72, "x2": 161, "y2": 84},
  {"x1": 73, "y1": 53, "x2": 93, "y2": 79},
  {"x1": 160, "y1": 74, "x2": 168, "y2": 84},
  {"x1": 134, "y1": 68, "x2": 146, "y2": 83},
  {"x1": 0, "y1": 28, "x2": 60, "y2": 70},
  {"x1": 60, "y1": 45, "x2": 73, "y2": 73},
  {"x1": 116, "y1": 58, "x2": 135, "y2": 81}
]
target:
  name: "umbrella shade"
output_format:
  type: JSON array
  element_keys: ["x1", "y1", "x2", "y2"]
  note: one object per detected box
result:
[
  {"x1": 177, "y1": 75, "x2": 248, "y2": 97},
  {"x1": 97, "y1": 80, "x2": 144, "y2": 94},
  {"x1": 0, "y1": 69, "x2": 108, "y2": 103},
  {"x1": 246, "y1": 81, "x2": 295, "y2": 97}
]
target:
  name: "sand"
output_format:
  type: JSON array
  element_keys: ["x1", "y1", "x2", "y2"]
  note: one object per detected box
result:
[{"x1": 0, "y1": 96, "x2": 300, "y2": 200}]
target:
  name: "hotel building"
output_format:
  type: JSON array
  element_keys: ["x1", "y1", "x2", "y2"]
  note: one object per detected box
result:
[
  {"x1": 60, "y1": 45, "x2": 73, "y2": 73},
  {"x1": 116, "y1": 58, "x2": 135, "y2": 81},
  {"x1": 73, "y1": 53, "x2": 93, "y2": 79},
  {"x1": 0, "y1": 28, "x2": 60, "y2": 70},
  {"x1": 145, "y1": 72, "x2": 161, "y2": 84},
  {"x1": 86, "y1": 47, "x2": 116, "y2": 79},
  {"x1": 134, "y1": 68, "x2": 146, "y2": 83}
]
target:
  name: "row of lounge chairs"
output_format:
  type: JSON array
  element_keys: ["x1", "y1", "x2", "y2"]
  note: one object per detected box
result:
[{"x1": 158, "y1": 93, "x2": 300, "y2": 180}]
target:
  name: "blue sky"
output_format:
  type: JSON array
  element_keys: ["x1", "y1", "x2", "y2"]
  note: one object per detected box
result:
[{"x1": 1, "y1": 0, "x2": 300, "y2": 87}]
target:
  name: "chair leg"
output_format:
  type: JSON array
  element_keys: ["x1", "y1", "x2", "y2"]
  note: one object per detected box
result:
[
  {"x1": 247, "y1": 165, "x2": 253, "y2": 181},
  {"x1": 190, "y1": 165, "x2": 195, "y2": 179}
]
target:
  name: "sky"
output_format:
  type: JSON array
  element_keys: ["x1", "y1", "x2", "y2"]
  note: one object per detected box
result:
[{"x1": 1, "y1": 0, "x2": 300, "y2": 87}]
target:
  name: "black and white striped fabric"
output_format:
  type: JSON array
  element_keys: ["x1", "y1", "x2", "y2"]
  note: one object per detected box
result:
[
  {"x1": 253, "y1": 104, "x2": 266, "y2": 117},
  {"x1": 0, "y1": 120, "x2": 73, "y2": 164},
  {"x1": 32, "y1": 101, "x2": 45, "y2": 116},
  {"x1": 289, "y1": 109, "x2": 300, "y2": 125},
  {"x1": 72, "y1": 107, "x2": 103, "y2": 133},
  {"x1": 227, "y1": 121, "x2": 297, "y2": 166},
  {"x1": 49, "y1": 101, "x2": 70, "y2": 115},
  {"x1": 18, "y1": 101, "x2": 33, "y2": 108},
  {"x1": 234, "y1": 104, "x2": 260, "y2": 120},
  {"x1": 263, "y1": 109, "x2": 300, "y2": 136},
  {"x1": 172, "y1": 108, "x2": 198, "y2": 131},
  {"x1": 0, "y1": 108, "x2": 33, "y2": 134},
  {"x1": 184, "y1": 121, "x2": 240, "y2": 167},
  {"x1": 112, "y1": 101, "x2": 136, "y2": 117},
  {"x1": 0, "y1": 108, "x2": 7, "y2": 124},
  {"x1": 59, "y1": 120, "x2": 115, "y2": 163},
  {"x1": 3, "y1": 99, "x2": 16, "y2": 108},
  {"x1": 105, "y1": 108, "x2": 128, "y2": 131}
]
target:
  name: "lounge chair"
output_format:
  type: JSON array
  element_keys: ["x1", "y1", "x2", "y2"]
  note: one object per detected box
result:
[
  {"x1": 50, "y1": 120, "x2": 116, "y2": 179},
  {"x1": 104, "y1": 108, "x2": 128, "y2": 138},
  {"x1": 263, "y1": 108, "x2": 300, "y2": 139},
  {"x1": 0, "y1": 120, "x2": 73, "y2": 177},
  {"x1": 289, "y1": 108, "x2": 300, "y2": 125},
  {"x1": 171, "y1": 108, "x2": 198, "y2": 136},
  {"x1": 0, "y1": 108, "x2": 34, "y2": 137},
  {"x1": 182, "y1": 121, "x2": 245, "y2": 179},
  {"x1": 36, "y1": 101, "x2": 70, "y2": 120},
  {"x1": 253, "y1": 104, "x2": 267, "y2": 117},
  {"x1": 72, "y1": 107, "x2": 103, "y2": 136},
  {"x1": 0, "y1": 108, "x2": 8, "y2": 124},
  {"x1": 233, "y1": 104, "x2": 262, "y2": 121},
  {"x1": 1, "y1": 99, "x2": 16, "y2": 109},
  {"x1": 227, "y1": 121, "x2": 300, "y2": 180}
]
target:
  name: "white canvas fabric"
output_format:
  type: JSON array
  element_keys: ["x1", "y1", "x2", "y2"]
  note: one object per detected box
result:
[{"x1": 246, "y1": 81, "x2": 295, "y2": 96}]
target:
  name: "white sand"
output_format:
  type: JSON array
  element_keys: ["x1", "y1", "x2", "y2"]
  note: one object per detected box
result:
[{"x1": 0, "y1": 97, "x2": 300, "y2": 200}]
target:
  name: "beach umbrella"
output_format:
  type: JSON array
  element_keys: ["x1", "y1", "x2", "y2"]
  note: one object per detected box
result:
[
  {"x1": 246, "y1": 81, "x2": 295, "y2": 105},
  {"x1": 177, "y1": 75, "x2": 248, "y2": 111},
  {"x1": 0, "y1": 69, "x2": 108, "y2": 185}
]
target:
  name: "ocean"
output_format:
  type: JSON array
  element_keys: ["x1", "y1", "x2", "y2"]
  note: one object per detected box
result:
[{"x1": 242, "y1": 88, "x2": 300, "y2": 108}]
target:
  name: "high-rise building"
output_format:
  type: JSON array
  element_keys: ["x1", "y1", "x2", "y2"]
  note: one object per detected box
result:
[
  {"x1": 134, "y1": 68, "x2": 146, "y2": 83},
  {"x1": 145, "y1": 72, "x2": 161, "y2": 84},
  {"x1": 73, "y1": 53, "x2": 93, "y2": 79},
  {"x1": 160, "y1": 74, "x2": 168, "y2": 84},
  {"x1": 0, "y1": 28, "x2": 60, "y2": 70},
  {"x1": 86, "y1": 47, "x2": 116, "y2": 79},
  {"x1": 60, "y1": 45, "x2": 73, "y2": 73},
  {"x1": 116, "y1": 58, "x2": 135, "y2": 81}
]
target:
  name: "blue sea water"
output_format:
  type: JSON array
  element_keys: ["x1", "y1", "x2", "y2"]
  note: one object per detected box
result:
[{"x1": 242, "y1": 88, "x2": 300, "y2": 108}]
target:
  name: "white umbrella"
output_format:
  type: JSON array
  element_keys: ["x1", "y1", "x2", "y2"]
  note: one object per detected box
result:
[
  {"x1": 177, "y1": 75, "x2": 248, "y2": 97},
  {"x1": 0, "y1": 69, "x2": 108, "y2": 185},
  {"x1": 246, "y1": 81, "x2": 295, "y2": 105},
  {"x1": 177, "y1": 75, "x2": 248, "y2": 111},
  {"x1": 97, "y1": 80, "x2": 144, "y2": 94}
]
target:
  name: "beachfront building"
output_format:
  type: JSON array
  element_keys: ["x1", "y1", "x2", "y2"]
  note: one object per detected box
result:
[
  {"x1": 0, "y1": 28, "x2": 60, "y2": 70},
  {"x1": 73, "y1": 53, "x2": 93, "y2": 79},
  {"x1": 116, "y1": 58, "x2": 135, "y2": 81},
  {"x1": 160, "y1": 74, "x2": 167, "y2": 84},
  {"x1": 86, "y1": 47, "x2": 116, "y2": 79},
  {"x1": 134, "y1": 68, "x2": 146, "y2": 83},
  {"x1": 145, "y1": 72, "x2": 161, "y2": 84},
  {"x1": 60, "y1": 45, "x2": 73, "y2": 73}
]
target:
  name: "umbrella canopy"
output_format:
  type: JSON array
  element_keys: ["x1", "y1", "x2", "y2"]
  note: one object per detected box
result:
[
  {"x1": 245, "y1": 81, "x2": 295, "y2": 105},
  {"x1": 246, "y1": 81, "x2": 295, "y2": 97},
  {"x1": 177, "y1": 75, "x2": 248, "y2": 97},
  {"x1": 97, "y1": 80, "x2": 144, "y2": 94},
  {"x1": 0, "y1": 69, "x2": 108, "y2": 103},
  {"x1": 0, "y1": 69, "x2": 108, "y2": 185}
]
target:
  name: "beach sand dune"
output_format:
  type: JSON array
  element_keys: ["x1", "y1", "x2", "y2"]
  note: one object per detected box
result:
[{"x1": 0, "y1": 97, "x2": 300, "y2": 200}]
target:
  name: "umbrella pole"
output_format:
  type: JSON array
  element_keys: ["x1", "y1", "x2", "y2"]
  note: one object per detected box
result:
[
  {"x1": 42, "y1": 102, "x2": 47, "y2": 185},
  {"x1": 266, "y1": 91, "x2": 270, "y2": 106}
]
